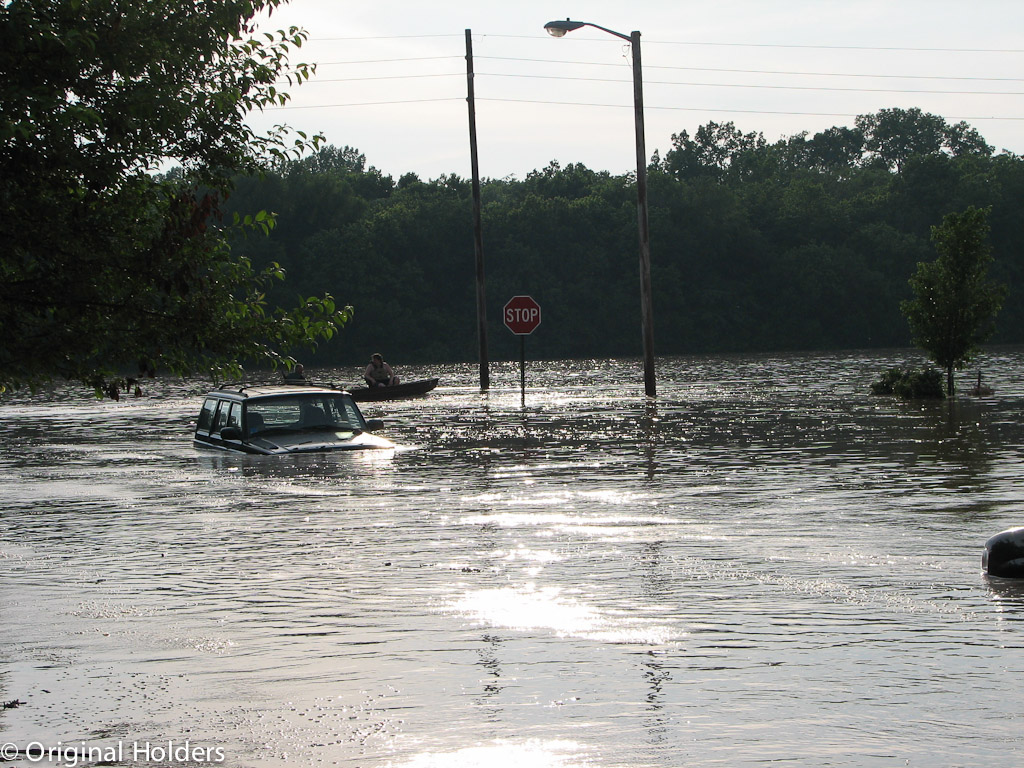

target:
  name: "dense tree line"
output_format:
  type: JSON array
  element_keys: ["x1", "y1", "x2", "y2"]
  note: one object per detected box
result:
[{"x1": 223, "y1": 108, "x2": 1024, "y2": 367}]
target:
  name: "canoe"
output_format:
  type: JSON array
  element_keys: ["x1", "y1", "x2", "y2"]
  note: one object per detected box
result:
[{"x1": 348, "y1": 378, "x2": 439, "y2": 402}]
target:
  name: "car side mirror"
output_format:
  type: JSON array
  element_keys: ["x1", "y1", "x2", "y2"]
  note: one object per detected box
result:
[
  {"x1": 220, "y1": 426, "x2": 243, "y2": 441},
  {"x1": 365, "y1": 419, "x2": 384, "y2": 432}
]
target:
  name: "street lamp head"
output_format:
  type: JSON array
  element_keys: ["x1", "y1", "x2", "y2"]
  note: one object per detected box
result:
[{"x1": 544, "y1": 19, "x2": 585, "y2": 37}]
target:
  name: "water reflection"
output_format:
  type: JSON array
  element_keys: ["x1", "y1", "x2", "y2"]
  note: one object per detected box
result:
[
  {"x1": 386, "y1": 739, "x2": 588, "y2": 768},
  {"x1": 3, "y1": 351, "x2": 1024, "y2": 767},
  {"x1": 474, "y1": 634, "x2": 505, "y2": 703},
  {"x1": 641, "y1": 653, "x2": 672, "y2": 749},
  {"x1": 984, "y1": 575, "x2": 1024, "y2": 610}
]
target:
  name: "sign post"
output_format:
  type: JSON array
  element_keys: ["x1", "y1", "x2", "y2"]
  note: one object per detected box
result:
[{"x1": 503, "y1": 295, "x2": 541, "y2": 404}]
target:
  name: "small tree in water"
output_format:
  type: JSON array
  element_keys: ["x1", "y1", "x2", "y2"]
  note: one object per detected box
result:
[{"x1": 900, "y1": 206, "x2": 1007, "y2": 396}]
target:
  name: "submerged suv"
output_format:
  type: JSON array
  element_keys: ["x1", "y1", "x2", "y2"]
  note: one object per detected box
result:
[{"x1": 193, "y1": 383, "x2": 393, "y2": 454}]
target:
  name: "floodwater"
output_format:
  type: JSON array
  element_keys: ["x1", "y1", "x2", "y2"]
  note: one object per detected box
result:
[{"x1": 2, "y1": 350, "x2": 1024, "y2": 768}]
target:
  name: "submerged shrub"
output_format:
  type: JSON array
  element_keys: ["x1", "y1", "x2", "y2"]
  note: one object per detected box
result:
[
  {"x1": 870, "y1": 367, "x2": 903, "y2": 395},
  {"x1": 870, "y1": 367, "x2": 945, "y2": 399}
]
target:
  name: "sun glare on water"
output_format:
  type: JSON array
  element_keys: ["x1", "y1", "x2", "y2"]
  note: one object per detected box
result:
[
  {"x1": 452, "y1": 585, "x2": 677, "y2": 645},
  {"x1": 387, "y1": 738, "x2": 589, "y2": 768}
]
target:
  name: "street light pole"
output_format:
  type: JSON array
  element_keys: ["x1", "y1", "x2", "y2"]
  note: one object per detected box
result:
[
  {"x1": 629, "y1": 30, "x2": 656, "y2": 399},
  {"x1": 545, "y1": 19, "x2": 656, "y2": 397}
]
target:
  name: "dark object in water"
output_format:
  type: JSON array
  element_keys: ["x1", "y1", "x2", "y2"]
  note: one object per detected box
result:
[
  {"x1": 967, "y1": 370, "x2": 993, "y2": 397},
  {"x1": 983, "y1": 527, "x2": 1024, "y2": 578},
  {"x1": 870, "y1": 367, "x2": 944, "y2": 399},
  {"x1": 349, "y1": 378, "x2": 439, "y2": 402}
]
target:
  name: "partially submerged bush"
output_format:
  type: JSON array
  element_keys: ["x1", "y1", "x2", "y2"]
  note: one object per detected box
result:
[
  {"x1": 870, "y1": 367, "x2": 903, "y2": 395},
  {"x1": 871, "y1": 367, "x2": 945, "y2": 399}
]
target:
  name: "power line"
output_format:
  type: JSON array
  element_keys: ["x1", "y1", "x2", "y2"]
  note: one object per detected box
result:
[
  {"x1": 478, "y1": 72, "x2": 1024, "y2": 97},
  {"x1": 479, "y1": 97, "x2": 1024, "y2": 122},
  {"x1": 647, "y1": 39, "x2": 1024, "y2": 54},
  {"x1": 265, "y1": 95, "x2": 1024, "y2": 122},
  {"x1": 302, "y1": 73, "x2": 463, "y2": 83},
  {"x1": 272, "y1": 97, "x2": 464, "y2": 109},
  {"x1": 476, "y1": 33, "x2": 1024, "y2": 54},
  {"x1": 478, "y1": 55, "x2": 1024, "y2": 83},
  {"x1": 290, "y1": 69, "x2": 1024, "y2": 96},
  {"x1": 306, "y1": 54, "x2": 1022, "y2": 85},
  {"x1": 313, "y1": 55, "x2": 462, "y2": 65},
  {"x1": 308, "y1": 32, "x2": 1024, "y2": 54},
  {"x1": 312, "y1": 34, "x2": 463, "y2": 41},
  {"x1": 286, "y1": 70, "x2": 1024, "y2": 98},
  {"x1": 302, "y1": 54, "x2": 1021, "y2": 92},
  {"x1": 266, "y1": 46, "x2": 1024, "y2": 120}
]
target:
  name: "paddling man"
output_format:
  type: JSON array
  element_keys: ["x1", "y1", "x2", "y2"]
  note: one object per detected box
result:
[
  {"x1": 284, "y1": 363, "x2": 305, "y2": 381},
  {"x1": 364, "y1": 353, "x2": 399, "y2": 387}
]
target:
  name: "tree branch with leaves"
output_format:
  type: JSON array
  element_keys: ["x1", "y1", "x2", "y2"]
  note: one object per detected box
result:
[{"x1": 0, "y1": 0, "x2": 350, "y2": 396}]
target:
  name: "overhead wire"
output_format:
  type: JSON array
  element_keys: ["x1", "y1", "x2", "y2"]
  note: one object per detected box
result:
[
  {"x1": 268, "y1": 36, "x2": 1023, "y2": 121},
  {"x1": 272, "y1": 71, "x2": 1024, "y2": 118},
  {"x1": 307, "y1": 54, "x2": 1022, "y2": 85},
  {"x1": 313, "y1": 55, "x2": 463, "y2": 65},
  {"x1": 307, "y1": 32, "x2": 1023, "y2": 54},
  {"x1": 295, "y1": 65, "x2": 1024, "y2": 98},
  {"x1": 478, "y1": 97, "x2": 1024, "y2": 122},
  {"x1": 301, "y1": 68, "x2": 1024, "y2": 92},
  {"x1": 472, "y1": 33, "x2": 1024, "y2": 54},
  {"x1": 476, "y1": 71, "x2": 1024, "y2": 97},
  {"x1": 477, "y1": 55, "x2": 1024, "y2": 83},
  {"x1": 270, "y1": 95, "x2": 1024, "y2": 122}
]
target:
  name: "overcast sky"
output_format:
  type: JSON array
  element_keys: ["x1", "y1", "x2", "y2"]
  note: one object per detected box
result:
[{"x1": 249, "y1": 0, "x2": 1024, "y2": 181}]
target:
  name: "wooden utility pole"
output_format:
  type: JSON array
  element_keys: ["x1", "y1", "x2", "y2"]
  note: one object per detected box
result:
[{"x1": 465, "y1": 29, "x2": 489, "y2": 392}]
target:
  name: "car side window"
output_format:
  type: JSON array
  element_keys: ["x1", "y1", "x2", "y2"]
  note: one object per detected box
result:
[
  {"x1": 197, "y1": 399, "x2": 217, "y2": 432},
  {"x1": 212, "y1": 400, "x2": 230, "y2": 432},
  {"x1": 226, "y1": 402, "x2": 242, "y2": 429},
  {"x1": 342, "y1": 398, "x2": 364, "y2": 428}
]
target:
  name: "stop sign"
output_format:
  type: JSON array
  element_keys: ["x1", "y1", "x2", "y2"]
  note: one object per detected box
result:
[{"x1": 503, "y1": 295, "x2": 541, "y2": 335}]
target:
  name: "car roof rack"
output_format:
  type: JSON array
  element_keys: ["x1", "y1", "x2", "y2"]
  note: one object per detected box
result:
[
  {"x1": 208, "y1": 380, "x2": 353, "y2": 399},
  {"x1": 282, "y1": 378, "x2": 345, "y2": 391}
]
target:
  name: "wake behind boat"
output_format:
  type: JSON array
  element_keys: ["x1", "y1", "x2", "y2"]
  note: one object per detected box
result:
[{"x1": 348, "y1": 377, "x2": 439, "y2": 402}]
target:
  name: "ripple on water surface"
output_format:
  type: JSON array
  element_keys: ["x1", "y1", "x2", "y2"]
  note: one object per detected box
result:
[{"x1": 2, "y1": 353, "x2": 1024, "y2": 767}]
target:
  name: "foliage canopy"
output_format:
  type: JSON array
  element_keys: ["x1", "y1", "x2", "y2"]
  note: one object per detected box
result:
[{"x1": 0, "y1": 0, "x2": 350, "y2": 396}]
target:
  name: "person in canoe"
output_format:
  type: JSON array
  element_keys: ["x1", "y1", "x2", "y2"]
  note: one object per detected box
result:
[
  {"x1": 283, "y1": 363, "x2": 306, "y2": 381},
  {"x1": 364, "y1": 353, "x2": 400, "y2": 388}
]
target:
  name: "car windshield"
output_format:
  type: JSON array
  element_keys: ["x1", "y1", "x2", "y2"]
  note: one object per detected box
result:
[{"x1": 245, "y1": 394, "x2": 364, "y2": 436}]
